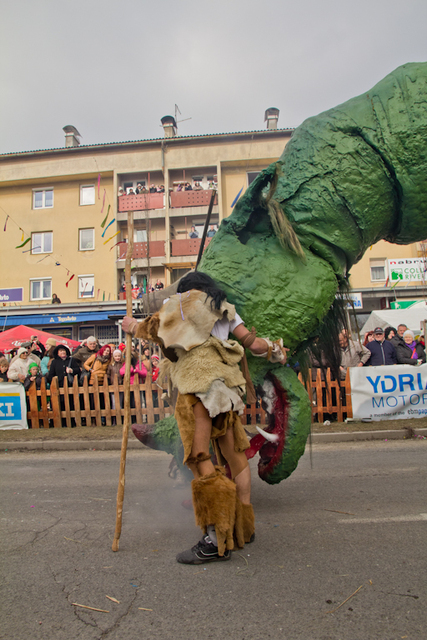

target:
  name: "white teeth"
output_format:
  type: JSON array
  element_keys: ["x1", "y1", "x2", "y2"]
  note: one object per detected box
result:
[{"x1": 256, "y1": 426, "x2": 279, "y2": 443}]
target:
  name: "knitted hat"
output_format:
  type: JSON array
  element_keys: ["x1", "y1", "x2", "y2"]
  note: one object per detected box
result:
[
  {"x1": 17, "y1": 347, "x2": 28, "y2": 357},
  {"x1": 46, "y1": 338, "x2": 57, "y2": 347},
  {"x1": 28, "y1": 362, "x2": 39, "y2": 371},
  {"x1": 113, "y1": 349, "x2": 122, "y2": 357},
  {"x1": 403, "y1": 330, "x2": 415, "y2": 340},
  {"x1": 151, "y1": 354, "x2": 159, "y2": 361}
]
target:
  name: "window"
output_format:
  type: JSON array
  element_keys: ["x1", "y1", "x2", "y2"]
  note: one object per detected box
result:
[
  {"x1": 370, "y1": 259, "x2": 387, "y2": 281},
  {"x1": 98, "y1": 325, "x2": 119, "y2": 341},
  {"x1": 134, "y1": 229, "x2": 147, "y2": 242},
  {"x1": 33, "y1": 188, "x2": 53, "y2": 209},
  {"x1": 78, "y1": 275, "x2": 94, "y2": 299},
  {"x1": 79, "y1": 228, "x2": 95, "y2": 251},
  {"x1": 31, "y1": 232, "x2": 52, "y2": 254},
  {"x1": 30, "y1": 279, "x2": 51, "y2": 301},
  {"x1": 79, "y1": 325, "x2": 95, "y2": 341},
  {"x1": 80, "y1": 185, "x2": 95, "y2": 206},
  {"x1": 247, "y1": 171, "x2": 261, "y2": 186}
]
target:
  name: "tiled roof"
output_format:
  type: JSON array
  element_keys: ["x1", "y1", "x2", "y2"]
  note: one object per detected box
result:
[{"x1": 0, "y1": 128, "x2": 294, "y2": 157}]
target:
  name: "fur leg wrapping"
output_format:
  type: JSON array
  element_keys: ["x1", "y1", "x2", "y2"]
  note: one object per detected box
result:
[
  {"x1": 234, "y1": 499, "x2": 255, "y2": 549},
  {"x1": 191, "y1": 467, "x2": 236, "y2": 556}
]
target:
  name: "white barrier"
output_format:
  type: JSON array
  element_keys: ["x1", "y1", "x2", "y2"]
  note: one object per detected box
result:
[
  {"x1": 0, "y1": 382, "x2": 28, "y2": 429},
  {"x1": 350, "y1": 363, "x2": 427, "y2": 421}
]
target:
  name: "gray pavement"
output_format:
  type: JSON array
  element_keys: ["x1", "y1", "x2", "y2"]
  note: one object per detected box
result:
[{"x1": 1, "y1": 440, "x2": 426, "y2": 640}]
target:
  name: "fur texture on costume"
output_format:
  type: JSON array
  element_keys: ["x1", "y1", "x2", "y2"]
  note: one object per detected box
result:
[
  {"x1": 234, "y1": 500, "x2": 255, "y2": 549},
  {"x1": 134, "y1": 313, "x2": 161, "y2": 342},
  {"x1": 191, "y1": 467, "x2": 237, "y2": 556},
  {"x1": 159, "y1": 290, "x2": 236, "y2": 351},
  {"x1": 169, "y1": 336, "x2": 245, "y2": 396}
]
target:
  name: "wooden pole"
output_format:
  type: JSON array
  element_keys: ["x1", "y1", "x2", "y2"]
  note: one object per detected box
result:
[{"x1": 112, "y1": 210, "x2": 134, "y2": 551}]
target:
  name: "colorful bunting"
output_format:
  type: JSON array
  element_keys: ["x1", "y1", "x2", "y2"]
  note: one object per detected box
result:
[
  {"x1": 103, "y1": 230, "x2": 120, "y2": 244},
  {"x1": 101, "y1": 204, "x2": 110, "y2": 228},
  {"x1": 110, "y1": 240, "x2": 126, "y2": 251},
  {"x1": 65, "y1": 274, "x2": 75, "y2": 288},
  {"x1": 101, "y1": 218, "x2": 115, "y2": 238},
  {"x1": 15, "y1": 237, "x2": 31, "y2": 249},
  {"x1": 231, "y1": 187, "x2": 244, "y2": 208}
]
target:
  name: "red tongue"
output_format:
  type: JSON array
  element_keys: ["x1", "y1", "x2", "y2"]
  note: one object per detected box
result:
[{"x1": 245, "y1": 433, "x2": 265, "y2": 460}]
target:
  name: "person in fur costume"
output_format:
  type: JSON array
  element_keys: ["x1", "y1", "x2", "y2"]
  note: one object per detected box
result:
[{"x1": 122, "y1": 272, "x2": 287, "y2": 564}]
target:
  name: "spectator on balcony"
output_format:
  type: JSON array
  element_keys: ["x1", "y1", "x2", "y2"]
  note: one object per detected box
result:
[
  {"x1": 119, "y1": 283, "x2": 125, "y2": 293},
  {"x1": 176, "y1": 183, "x2": 183, "y2": 192},
  {"x1": 136, "y1": 183, "x2": 144, "y2": 194},
  {"x1": 128, "y1": 188, "x2": 135, "y2": 195},
  {"x1": 193, "y1": 181, "x2": 203, "y2": 191},
  {"x1": 157, "y1": 185, "x2": 165, "y2": 193},
  {"x1": 208, "y1": 181, "x2": 217, "y2": 189},
  {"x1": 149, "y1": 184, "x2": 157, "y2": 193},
  {"x1": 52, "y1": 293, "x2": 61, "y2": 304},
  {"x1": 155, "y1": 280, "x2": 164, "y2": 291},
  {"x1": 118, "y1": 187, "x2": 125, "y2": 197},
  {"x1": 185, "y1": 182, "x2": 192, "y2": 191},
  {"x1": 207, "y1": 225, "x2": 216, "y2": 238},
  {"x1": 189, "y1": 225, "x2": 199, "y2": 239}
]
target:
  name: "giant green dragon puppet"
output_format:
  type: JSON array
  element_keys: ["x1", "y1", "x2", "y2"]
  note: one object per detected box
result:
[{"x1": 133, "y1": 62, "x2": 427, "y2": 485}]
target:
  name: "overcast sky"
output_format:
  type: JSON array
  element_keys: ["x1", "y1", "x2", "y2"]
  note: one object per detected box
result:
[{"x1": 1, "y1": 0, "x2": 426, "y2": 154}]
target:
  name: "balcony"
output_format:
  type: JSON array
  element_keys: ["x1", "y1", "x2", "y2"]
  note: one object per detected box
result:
[
  {"x1": 118, "y1": 193, "x2": 165, "y2": 212},
  {"x1": 118, "y1": 241, "x2": 165, "y2": 260},
  {"x1": 170, "y1": 190, "x2": 217, "y2": 209},
  {"x1": 171, "y1": 238, "x2": 213, "y2": 257}
]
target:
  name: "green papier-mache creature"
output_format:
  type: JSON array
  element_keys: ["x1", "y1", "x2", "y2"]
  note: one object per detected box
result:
[{"x1": 134, "y1": 62, "x2": 427, "y2": 484}]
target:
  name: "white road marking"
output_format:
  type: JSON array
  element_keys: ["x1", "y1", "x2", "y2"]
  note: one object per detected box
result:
[{"x1": 339, "y1": 513, "x2": 427, "y2": 524}]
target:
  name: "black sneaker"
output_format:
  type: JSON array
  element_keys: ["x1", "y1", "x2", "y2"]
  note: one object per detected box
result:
[{"x1": 176, "y1": 535, "x2": 231, "y2": 565}]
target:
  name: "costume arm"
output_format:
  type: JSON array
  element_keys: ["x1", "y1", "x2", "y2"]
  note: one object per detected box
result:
[{"x1": 232, "y1": 323, "x2": 288, "y2": 364}]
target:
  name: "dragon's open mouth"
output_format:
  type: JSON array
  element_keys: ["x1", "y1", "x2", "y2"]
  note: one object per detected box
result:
[{"x1": 245, "y1": 374, "x2": 289, "y2": 480}]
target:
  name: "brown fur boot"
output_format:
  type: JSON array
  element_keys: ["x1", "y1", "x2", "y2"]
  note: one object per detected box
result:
[
  {"x1": 234, "y1": 499, "x2": 255, "y2": 549},
  {"x1": 191, "y1": 467, "x2": 236, "y2": 556}
]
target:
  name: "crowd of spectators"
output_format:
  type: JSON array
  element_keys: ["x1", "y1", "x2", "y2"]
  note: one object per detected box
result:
[{"x1": 336, "y1": 323, "x2": 426, "y2": 375}]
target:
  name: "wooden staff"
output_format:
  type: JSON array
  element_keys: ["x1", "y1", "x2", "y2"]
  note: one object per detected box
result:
[{"x1": 112, "y1": 210, "x2": 134, "y2": 551}]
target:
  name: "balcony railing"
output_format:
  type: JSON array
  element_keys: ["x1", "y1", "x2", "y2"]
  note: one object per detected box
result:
[
  {"x1": 117, "y1": 238, "x2": 213, "y2": 261},
  {"x1": 118, "y1": 193, "x2": 165, "y2": 212},
  {"x1": 171, "y1": 238, "x2": 213, "y2": 256},
  {"x1": 118, "y1": 241, "x2": 165, "y2": 260},
  {"x1": 170, "y1": 189, "x2": 217, "y2": 209}
]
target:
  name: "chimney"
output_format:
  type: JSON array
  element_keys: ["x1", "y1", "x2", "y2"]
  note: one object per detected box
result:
[
  {"x1": 264, "y1": 108, "x2": 280, "y2": 130},
  {"x1": 63, "y1": 125, "x2": 81, "y2": 148},
  {"x1": 160, "y1": 115, "x2": 177, "y2": 138}
]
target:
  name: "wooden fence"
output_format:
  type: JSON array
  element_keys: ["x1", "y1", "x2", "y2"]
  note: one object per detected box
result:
[{"x1": 25, "y1": 369, "x2": 352, "y2": 428}]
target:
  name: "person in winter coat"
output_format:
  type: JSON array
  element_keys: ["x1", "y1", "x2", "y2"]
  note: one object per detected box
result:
[
  {"x1": 366, "y1": 327, "x2": 397, "y2": 366},
  {"x1": 73, "y1": 336, "x2": 101, "y2": 365},
  {"x1": 0, "y1": 357, "x2": 10, "y2": 382},
  {"x1": 107, "y1": 349, "x2": 124, "y2": 384},
  {"x1": 24, "y1": 362, "x2": 43, "y2": 391},
  {"x1": 7, "y1": 348, "x2": 30, "y2": 382},
  {"x1": 84, "y1": 345, "x2": 112, "y2": 384},
  {"x1": 46, "y1": 345, "x2": 80, "y2": 386},
  {"x1": 395, "y1": 330, "x2": 426, "y2": 365},
  {"x1": 41, "y1": 338, "x2": 57, "y2": 376},
  {"x1": 119, "y1": 355, "x2": 147, "y2": 384}
]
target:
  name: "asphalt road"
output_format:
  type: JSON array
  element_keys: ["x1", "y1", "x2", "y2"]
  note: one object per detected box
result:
[{"x1": 1, "y1": 440, "x2": 426, "y2": 640}]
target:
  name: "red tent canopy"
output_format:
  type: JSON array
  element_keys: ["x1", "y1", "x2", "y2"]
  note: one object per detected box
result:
[{"x1": 0, "y1": 325, "x2": 80, "y2": 353}]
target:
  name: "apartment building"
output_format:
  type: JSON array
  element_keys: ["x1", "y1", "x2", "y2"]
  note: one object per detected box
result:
[{"x1": 0, "y1": 111, "x2": 292, "y2": 341}]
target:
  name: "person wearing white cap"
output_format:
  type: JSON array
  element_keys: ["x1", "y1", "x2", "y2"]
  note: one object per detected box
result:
[
  {"x1": 7, "y1": 348, "x2": 30, "y2": 382},
  {"x1": 395, "y1": 330, "x2": 426, "y2": 365}
]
